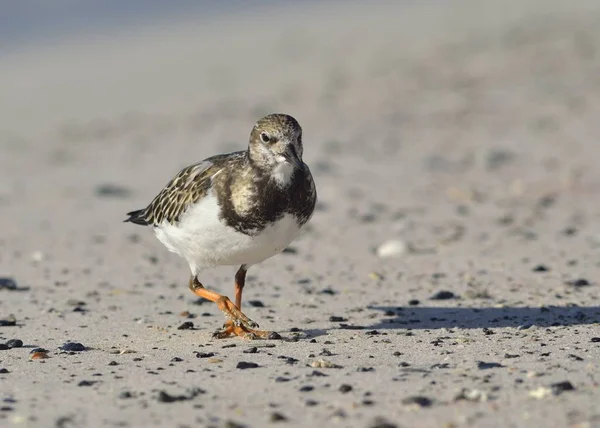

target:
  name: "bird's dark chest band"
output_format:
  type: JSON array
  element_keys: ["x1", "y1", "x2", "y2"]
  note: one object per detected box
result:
[{"x1": 217, "y1": 168, "x2": 315, "y2": 236}]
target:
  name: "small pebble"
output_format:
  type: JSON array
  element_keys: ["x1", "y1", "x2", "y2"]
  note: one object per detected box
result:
[
  {"x1": 60, "y1": 342, "x2": 86, "y2": 352},
  {"x1": 0, "y1": 369, "x2": 9, "y2": 374},
  {"x1": 408, "y1": 299, "x2": 420, "y2": 306},
  {"x1": 591, "y1": 337, "x2": 600, "y2": 343},
  {"x1": 566, "y1": 278, "x2": 591, "y2": 287},
  {"x1": 29, "y1": 348, "x2": 49, "y2": 360},
  {"x1": 551, "y1": 381, "x2": 575, "y2": 395},
  {"x1": 401, "y1": 396, "x2": 433, "y2": 407},
  {"x1": 0, "y1": 316, "x2": 17, "y2": 327},
  {"x1": 177, "y1": 321, "x2": 194, "y2": 330},
  {"x1": 157, "y1": 391, "x2": 185, "y2": 403},
  {"x1": 243, "y1": 347, "x2": 258, "y2": 354},
  {"x1": 247, "y1": 300, "x2": 265, "y2": 307},
  {"x1": 94, "y1": 184, "x2": 131, "y2": 198},
  {"x1": 299, "y1": 385, "x2": 314, "y2": 392},
  {"x1": 270, "y1": 412, "x2": 288, "y2": 422},
  {"x1": 376, "y1": 240, "x2": 407, "y2": 258},
  {"x1": 368, "y1": 418, "x2": 397, "y2": 428},
  {"x1": 236, "y1": 361, "x2": 259, "y2": 369},
  {"x1": 328, "y1": 316, "x2": 346, "y2": 322},
  {"x1": 339, "y1": 384, "x2": 353, "y2": 393},
  {"x1": 309, "y1": 359, "x2": 341, "y2": 369},
  {"x1": 195, "y1": 352, "x2": 215, "y2": 359},
  {"x1": 430, "y1": 291, "x2": 456, "y2": 300},
  {"x1": 0, "y1": 278, "x2": 18, "y2": 290},
  {"x1": 477, "y1": 361, "x2": 503, "y2": 370}
]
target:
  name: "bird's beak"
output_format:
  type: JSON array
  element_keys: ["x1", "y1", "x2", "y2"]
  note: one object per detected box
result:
[{"x1": 282, "y1": 145, "x2": 303, "y2": 169}]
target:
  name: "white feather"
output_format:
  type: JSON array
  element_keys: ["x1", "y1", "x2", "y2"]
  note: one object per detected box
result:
[
  {"x1": 154, "y1": 190, "x2": 301, "y2": 275},
  {"x1": 271, "y1": 159, "x2": 295, "y2": 186}
]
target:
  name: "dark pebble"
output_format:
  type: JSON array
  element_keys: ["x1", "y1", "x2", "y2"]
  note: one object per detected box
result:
[
  {"x1": 408, "y1": 299, "x2": 420, "y2": 306},
  {"x1": 532, "y1": 264, "x2": 549, "y2": 272},
  {"x1": 401, "y1": 396, "x2": 433, "y2": 407},
  {"x1": 60, "y1": 342, "x2": 86, "y2": 352},
  {"x1": 94, "y1": 184, "x2": 131, "y2": 198},
  {"x1": 305, "y1": 399, "x2": 318, "y2": 407},
  {"x1": 268, "y1": 332, "x2": 282, "y2": 340},
  {"x1": 170, "y1": 357, "x2": 183, "y2": 362},
  {"x1": 591, "y1": 337, "x2": 600, "y2": 343},
  {"x1": 319, "y1": 288, "x2": 337, "y2": 295},
  {"x1": 309, "y1": 370, "x2": 328, "y2": 377},
  {"x1": 357, "y1": 367, "x2": 375, "y2": 372},
  {"x1": 236, "y1": 361, "x2": 259, "y2": 369},
  {"x1": 78, "y1": 380, "x2": 97, "y2": 387},
  {"x1": 568, "y1": 354, "x2": 584, "y2": 361},
  {"x1": 339, "y1": 324, "x2": 365, "y2": 330},
  {"x1": 551, "y1": 381, "x2": 575, "y2": 395},
  {"x1": 275, "y1": 377, "x2": 290, "y2": 383},
  {"x1": 30, "y1": 348, "x2": 48, "y2": 354},
  {"x1": 270, "y1": 412, "x2": 288, "y2": 422},
  {"x1": 195, "y1": 352, "x2": 215, "y2": 359},
  {"x1": 369, "y1": 418, "x2": 398, "y2": 428},
  {"x1": 430, "y1": 291, "x2": 456, "y2": 300},
  {"x1": 157, "y1": 391, "x2": 186, "y2": 403},
  {"x1": 329, "y1": 316, "x2": 346, "y2": 322},
  {"x1": 0, "y1": 316, "x2": 17, "y2": 327},
  {"x1": 567, "y1": 278, "x2": 591, "y2": 287},
  {"x1": 0, "y1": 344, "x2": 8, "y2": 351},
  {"x1": 222, "y1": 344, "x2": 236, "y2": 349},
  {"x1": 247, "y1": 300, "x2": 265, "y2": 307},
  {"x1": 177, "y1": 321, "x2": 194, "y2": 330},
  {"x1": 477, "y1": 361, "x2": 503, "y2": 370},
  {"x1": 0, "y1": 369, "x2": 8, "y2": 374},
  {"x1": 339, "y1": 384, "x2": 353, "y2": 393},
  {"x1": 243, "y1": 347, "x2": 258, "y2": 354},
  {"x1": 119, "y1": 391, "x2": 133, "y2": 399},
  {"x1": 108, "y1": 361, "x2": 119, "y2": 366},
  {"x1": 299, "y1": 385, "x2": 314, "y2": 392},
  {"x1": 0, "y1": 278, "x2": 18, "y2": 290}
]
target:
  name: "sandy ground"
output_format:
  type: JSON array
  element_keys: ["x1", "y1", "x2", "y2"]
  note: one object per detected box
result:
[{"x1": 1, "y1": 1, "x2": 600, "y2": 427}]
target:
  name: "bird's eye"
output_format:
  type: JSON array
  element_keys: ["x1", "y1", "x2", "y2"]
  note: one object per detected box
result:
[{"x1": 260, "y1": 132, "x2": 270, "y2": 143}]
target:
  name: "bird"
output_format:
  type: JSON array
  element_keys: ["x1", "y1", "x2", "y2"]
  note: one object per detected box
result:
[{"x1": 124, "y1": 114, "x2": 316, "y2": 339}]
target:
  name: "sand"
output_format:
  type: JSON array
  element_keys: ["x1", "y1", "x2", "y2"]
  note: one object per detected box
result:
[{"x1": 1, "y1": 1, "x2": 599, "y2": 427}]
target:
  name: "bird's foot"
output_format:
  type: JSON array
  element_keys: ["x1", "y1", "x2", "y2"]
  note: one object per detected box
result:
[
  {"x1": 215, "y1": 296, "x2": 259, "y2": 329},
  {"x1": 213, "y1": 320, "x2": 282, "y2": 340}
]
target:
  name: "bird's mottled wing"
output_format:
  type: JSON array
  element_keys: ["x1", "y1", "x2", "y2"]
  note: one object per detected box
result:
[{"x1": 135, "y1": 160, "x2": 220, "y2": 226}]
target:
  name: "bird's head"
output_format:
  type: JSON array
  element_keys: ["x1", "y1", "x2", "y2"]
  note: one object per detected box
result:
[{"x1": 248, "y1": 114, "x2": 304, "y2": 183}]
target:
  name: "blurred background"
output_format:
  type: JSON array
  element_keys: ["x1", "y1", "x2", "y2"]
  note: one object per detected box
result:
[{"x1": 1, "y1": 0, "x2": 600, "y2": 273}]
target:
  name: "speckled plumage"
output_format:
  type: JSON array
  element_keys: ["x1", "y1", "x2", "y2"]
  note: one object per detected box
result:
[
  {"x1": 125, "y1": 114, "x2": 316, "y2": 237},
  {"x1": 124, "y1": 114, "x2": 315, "y2": 338}
]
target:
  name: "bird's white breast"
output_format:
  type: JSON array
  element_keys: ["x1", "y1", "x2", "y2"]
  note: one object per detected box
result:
[{"x1": 153, "y1": 191, "x2": 302, "y2": 275}]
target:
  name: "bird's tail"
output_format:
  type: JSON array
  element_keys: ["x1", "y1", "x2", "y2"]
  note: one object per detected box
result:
[{"x1": 124, "y1": 209, "x2": 150, "y2": 226}]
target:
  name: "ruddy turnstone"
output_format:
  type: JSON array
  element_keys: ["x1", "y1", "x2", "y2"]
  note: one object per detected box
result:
[{"x1": 125, "y1": 114, "x2": 316, "y2": 339}]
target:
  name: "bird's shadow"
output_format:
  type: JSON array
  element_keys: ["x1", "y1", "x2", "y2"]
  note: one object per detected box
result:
[{"x1": 365, "y1": 305, "x2": 600, "y2": 330}]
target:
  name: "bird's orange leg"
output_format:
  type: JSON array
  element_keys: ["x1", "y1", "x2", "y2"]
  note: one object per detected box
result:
[{"x1": 188, "y1": 273, "x2": 279, "y2": 340}]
